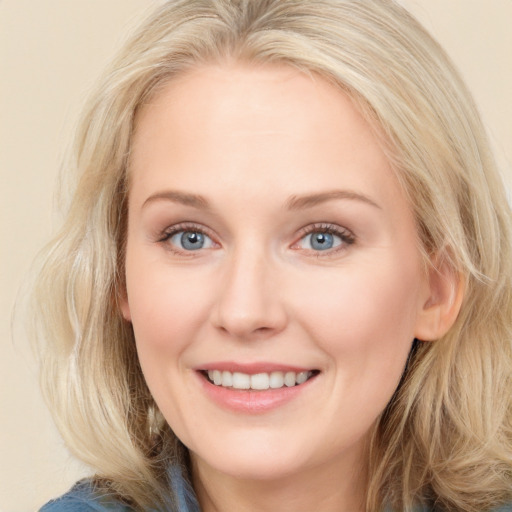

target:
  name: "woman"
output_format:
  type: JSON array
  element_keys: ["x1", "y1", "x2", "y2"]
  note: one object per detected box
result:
[{"x1": 36, "y1": 1, "x2": 512, "y2": 511}]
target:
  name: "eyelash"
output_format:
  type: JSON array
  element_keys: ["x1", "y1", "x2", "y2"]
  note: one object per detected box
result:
[
  {"x1": 158, "y1": 222, "x2": 216, "y2": 256},
  {"x1": 294, "y1": 223, "x2": 356, "y2": 256},
  {"x1": 157, "y1": 222, "x2": 355, "y2": 256}
]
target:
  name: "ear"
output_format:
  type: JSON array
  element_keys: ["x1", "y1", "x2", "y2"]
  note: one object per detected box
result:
[
  {"x1": 414, "y1": 253, "x2": 465, "y2": 341},
  {"x1": 118, "y1": 287, "x2": 132, "y2": 322}
]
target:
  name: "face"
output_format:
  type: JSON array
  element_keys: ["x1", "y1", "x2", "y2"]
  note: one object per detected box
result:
[{"x1": 122, "y1": 63, "x2": 432, "y2": 483}]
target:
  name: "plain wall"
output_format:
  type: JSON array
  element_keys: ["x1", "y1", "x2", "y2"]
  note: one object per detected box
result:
[{"x1": 1, "y1": 1, "x2": 510, "y2": 511}]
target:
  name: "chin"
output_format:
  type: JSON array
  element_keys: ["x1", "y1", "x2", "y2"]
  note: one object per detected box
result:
[
  {"x1": 196, "y1": 450, "x2": 311, "y2": 482},
  {"x1": 186, "y1": 428, "x2": 302, "y2": 476}
]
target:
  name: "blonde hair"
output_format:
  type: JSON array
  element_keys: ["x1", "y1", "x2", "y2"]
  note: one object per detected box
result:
[{"x1": 33, "y1": 1, "x2": 512, "y2": 510}]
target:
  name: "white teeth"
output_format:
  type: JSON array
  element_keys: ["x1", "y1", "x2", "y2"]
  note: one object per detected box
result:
[
  {"x1": 221, "y1": 371, "x2": 232, "y2": 387},
  {"x1": 284, "y1": 371, "x2": 296, "y2": 387},
  {"x1": 250, "y1": 373, "x2": 270, "y2": 390},
  {"x1": 296, "y1": 371, "x2": 309, "y2": 384},
  {"x1": 213, "y1": 370, "x2": 222, "y2": 385},
  {"x1": 232, "y1": 372, "x2": 251, "y2": 389},
  {"x1": 206, "y1": 370, "x2": 314, "y2": 390},
  {"x1": 269, "y1": 371, "x2": 284, "y2": 388}
]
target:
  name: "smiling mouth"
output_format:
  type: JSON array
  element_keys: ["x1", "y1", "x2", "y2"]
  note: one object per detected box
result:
[{"x1": 201, "y1": 369, "x2": 319, "y2": 390}]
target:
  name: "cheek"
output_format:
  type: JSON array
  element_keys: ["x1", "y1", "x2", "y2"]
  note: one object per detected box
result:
[
  {"x1": 293, "y1": 259, "x2": 422, "y2": 429},
  {"x1": 293, "y1": 257, "x2": 422, "y2": 362},
  {"x1": 124, "y1": 262, "x2": 215, "y2": 422},
  {"x1": 124, "y1": 254, "x2": 213, "y2": 363}
]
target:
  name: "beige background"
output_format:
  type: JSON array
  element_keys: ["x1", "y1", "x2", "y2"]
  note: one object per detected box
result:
[{"x1": 1, "y1": 1, "x2": 511, "y2": 511}]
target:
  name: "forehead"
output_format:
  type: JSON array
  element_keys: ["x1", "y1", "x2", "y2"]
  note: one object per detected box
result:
[{"x1": 129, "y1": 62, "x2": 407, "y2": 219}]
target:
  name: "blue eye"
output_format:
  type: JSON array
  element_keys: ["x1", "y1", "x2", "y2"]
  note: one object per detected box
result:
[
  {"x1": 303, "y1": 231, "x2": 341, "y2": 251},
  {"x1": 169, "y1": 230, "x2": 214, "y2": 251},
  {"x1": 296, "y1": 225, "x2": 354, "y2": 253},
  {"x1": 309, "y1": 232, "x2": 336, "y2": 250}
]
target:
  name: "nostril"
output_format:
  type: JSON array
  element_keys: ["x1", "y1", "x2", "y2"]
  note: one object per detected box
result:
[
  {"x1": 210, "y1": 267, "x2": 288, "y2": 338},
  {"x1": 214, "y1": 318, "x2": 286, "y2": 340}
]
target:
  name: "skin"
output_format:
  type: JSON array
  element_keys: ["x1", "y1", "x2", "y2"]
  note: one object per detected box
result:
[{"x1": 121, "y1": 62, "x2": 443, "y2": 512}]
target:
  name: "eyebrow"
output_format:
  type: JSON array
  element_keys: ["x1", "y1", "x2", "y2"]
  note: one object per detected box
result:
[
  {"x1": 141, "y1": 188, "x2": 381, "y2": 211},
  {"x1": 142, "y1": 190, "x2": 210, "y2": 210},
  {"x1": 285, "y1": 190, "x2": 381, "y2": 210}
]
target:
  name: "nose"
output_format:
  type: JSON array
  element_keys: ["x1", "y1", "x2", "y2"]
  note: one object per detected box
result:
[{"x1": 211, "y1": 247, "x2": 288, "y2": 340}]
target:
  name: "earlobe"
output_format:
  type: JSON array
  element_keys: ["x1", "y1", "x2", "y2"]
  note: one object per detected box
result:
[
  {"x1": 118, "y1": 290, "x2": 132, "y2": 322},
  {"x1": 414, "y1": 254, "x2": 465, "y2": 342}
]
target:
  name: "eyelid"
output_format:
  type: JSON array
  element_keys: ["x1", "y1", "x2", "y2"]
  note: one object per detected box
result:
[
  {"x1": 292, "y1": 223, "x2": 355, "y2": 255},
  {"x1": 159, "y1": 221, "x2": 215, "y2": 238},
  {"x1": 156, "y1": 221, "x2": 354, "y2": 256},
  {"x1": 158, "y1": 222, "x2": 219, "y2": 253}
]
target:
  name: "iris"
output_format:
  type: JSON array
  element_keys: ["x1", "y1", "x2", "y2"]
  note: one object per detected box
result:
[
  {"x1": 181, "y1": 231, "x2": 205, "y2": 250},
  {"x1": 310, "y1": 232, "x2": 334, "y2": 250}
]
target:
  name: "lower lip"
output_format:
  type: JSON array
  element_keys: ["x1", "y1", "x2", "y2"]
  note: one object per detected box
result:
[{"x1": 196, "y1": 372, "x2": 317, "y2": 414}]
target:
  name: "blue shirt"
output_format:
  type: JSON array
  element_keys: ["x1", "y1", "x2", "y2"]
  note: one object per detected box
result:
[
  {"x1": 40, "y1": 466, "x2": 200, "y2": 512},
  {"x1": 40, "y1": 467, "x2": 512, "y2": 512}
]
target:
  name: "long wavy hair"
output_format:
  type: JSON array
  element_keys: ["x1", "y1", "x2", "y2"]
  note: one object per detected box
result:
[{"x1": 32, "y1": 1, "x2": 512, "y2": 510}]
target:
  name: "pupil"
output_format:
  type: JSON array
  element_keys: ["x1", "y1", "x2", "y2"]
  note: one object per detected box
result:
[
  {"x1": 181, "y1": 231, "x2": 204, "y2": 250},
  {"x1": 311, "y1": 232, "x2": 333, "y2": 250}
]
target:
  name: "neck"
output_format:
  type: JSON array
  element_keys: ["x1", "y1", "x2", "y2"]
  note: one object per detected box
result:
[{"x1": 191, "y1": 451, "x2": 367, "y2": 512}]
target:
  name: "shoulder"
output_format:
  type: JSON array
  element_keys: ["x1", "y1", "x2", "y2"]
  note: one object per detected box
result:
[
  {"x1": 39, "y1": 466, "x2": 199, "y2": 512},
  {"x1": 39, "y1": 480, "x2": 134, "y2": 512}
]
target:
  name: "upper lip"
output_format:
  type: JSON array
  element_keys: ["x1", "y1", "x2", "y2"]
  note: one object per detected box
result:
[{"x1": 195, "y1": 362, "x2": 316, "y2": 374}]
